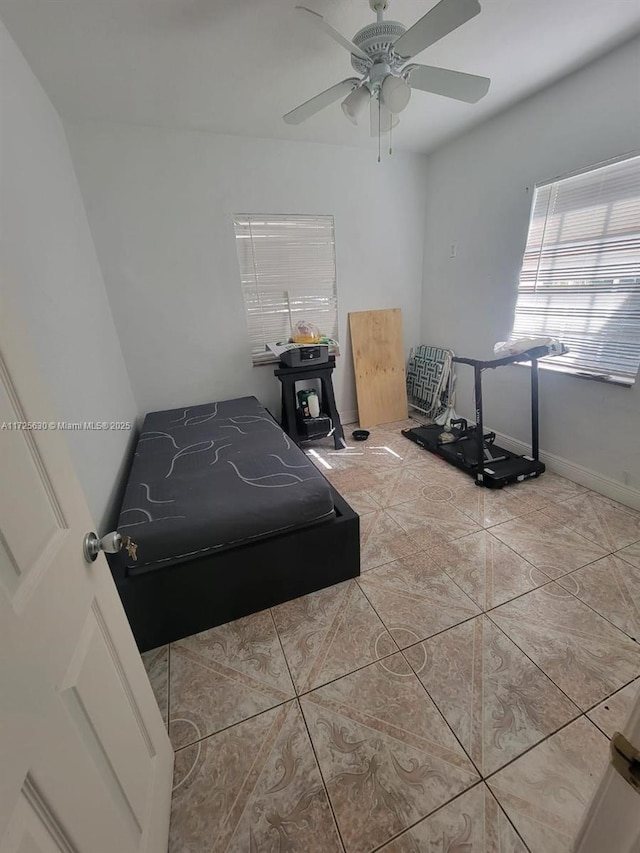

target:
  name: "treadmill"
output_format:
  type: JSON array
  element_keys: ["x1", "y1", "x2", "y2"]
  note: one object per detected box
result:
[{"x1": 402, "y1": 345, "x2": 553, "y2": 489}]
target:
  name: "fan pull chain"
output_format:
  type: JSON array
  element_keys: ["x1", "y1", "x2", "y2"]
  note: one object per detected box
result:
[
  {"x1": 389, "y1": 120, "x2": 393, "y2": 156},
  {"x1": 378, "y1": 97, "x2": 381, "y2": 163}
]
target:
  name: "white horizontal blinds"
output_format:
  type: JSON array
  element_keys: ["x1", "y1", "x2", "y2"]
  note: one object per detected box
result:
[
  {"x1": 513, "y1": 154, "x2": 640, "y2": 383},
  {"x1": 234, "y1": 214, "x2": 338, "y2": 364}
]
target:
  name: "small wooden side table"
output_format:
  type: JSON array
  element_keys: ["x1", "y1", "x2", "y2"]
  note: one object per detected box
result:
[{"x1": 274, "y1": 356, "x2": 346, "y2": 449}]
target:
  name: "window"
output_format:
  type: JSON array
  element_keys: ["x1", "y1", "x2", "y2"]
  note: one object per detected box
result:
[
  {"x1": 233, "y1": 214, "x2": 339, "y2": 365},
  {"x1": 511, "y1": 153, "x2": 640, "y2": 385}
]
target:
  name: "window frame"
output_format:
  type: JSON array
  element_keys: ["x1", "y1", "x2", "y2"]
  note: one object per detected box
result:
[
  {"x1": 511, "y1": 151, "x2": 640, "y2": 387},
  {"x1": 233, "y1": 213, "x2": 340, "y2": 366}
]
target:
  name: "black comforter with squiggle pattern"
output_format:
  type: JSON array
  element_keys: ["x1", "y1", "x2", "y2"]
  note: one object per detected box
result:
[{"x1": 116, "y1": 396, "x2": 334, "y2": 572}]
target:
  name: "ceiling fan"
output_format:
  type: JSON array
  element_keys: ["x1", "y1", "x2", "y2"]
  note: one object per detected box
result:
[{"x1": 283, "y1": 0, "x2": 490, "y2": 137}]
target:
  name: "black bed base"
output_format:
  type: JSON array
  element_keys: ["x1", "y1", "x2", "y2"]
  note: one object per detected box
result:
[{"x1": 108, "y1": 487, "x2": 359, "y2": 652}]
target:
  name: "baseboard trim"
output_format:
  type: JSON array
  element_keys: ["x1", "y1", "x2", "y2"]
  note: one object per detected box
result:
[
  {"x1": 341, "y1": 409, "x2": 425, "y2": 428},
  {"x1": 491, "y1": 428, "x2": 640, "y2": 511},
  {"x1": 341, "y1": 410, "x2": 359, "y2": 427}
]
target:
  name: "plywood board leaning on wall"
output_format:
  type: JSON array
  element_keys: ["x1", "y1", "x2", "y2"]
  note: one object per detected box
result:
[{"x1": 349, "y1": 308, "x2": 408, "y2": 428}]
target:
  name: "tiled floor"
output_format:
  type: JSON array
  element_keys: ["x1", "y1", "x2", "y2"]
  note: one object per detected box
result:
[{"x1": 142, "y1": 419, "x2": 640, "y2": 853}]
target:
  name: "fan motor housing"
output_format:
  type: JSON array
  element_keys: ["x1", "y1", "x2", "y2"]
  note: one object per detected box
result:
[{"x1": 350, "y1": 20, "x2": 407, "y2": 74}]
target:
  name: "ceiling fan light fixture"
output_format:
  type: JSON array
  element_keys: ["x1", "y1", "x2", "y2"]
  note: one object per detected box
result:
[
  {"x1": 380, "y1": 74, "x2": 411, "y2": 114},
  {"x1": 341, "y1": 84, "x2": 371, "y2": 125},
  {"x1": 285, "y1": 0, "x2": 491, "y2": 148}
]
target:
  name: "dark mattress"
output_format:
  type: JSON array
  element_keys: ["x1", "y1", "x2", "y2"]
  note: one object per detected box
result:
[{"x1": 116, "y1": 396, "x2": 335, "y2": 573}]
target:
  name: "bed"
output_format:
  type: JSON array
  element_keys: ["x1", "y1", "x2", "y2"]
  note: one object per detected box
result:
[{"x1": 107, "y1": 396, "x2": 359, "y2": 651}]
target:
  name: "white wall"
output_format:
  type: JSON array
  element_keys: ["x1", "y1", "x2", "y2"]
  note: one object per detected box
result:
[
  {"x1": 0, "y1": 19, "x2": 138, "y2": 529},
  {"x1": 420, "y1": 35, "x2": 640, "y2": 492},
  {"x1": 65, "y1": 123, "x2": 428, "y2": 421}
]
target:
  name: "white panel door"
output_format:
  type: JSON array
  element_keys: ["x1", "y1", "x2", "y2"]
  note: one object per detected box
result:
[
  {"x1": 0, "y1": 296, "x2": 174, "y2": 853},
  {"x1": 574, "y1": 682, "x2": 640, "y2": 853}
]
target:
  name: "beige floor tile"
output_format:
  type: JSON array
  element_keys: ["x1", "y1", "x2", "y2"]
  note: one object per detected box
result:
[
  {"x1": 617, "y1": 540, "x2": 640, "y2": 568},
  {"x1": 404, "y1": 616, "x2": 580, "y2": 775},
  {"x1": 490, "y1": 583, "x2": 640, "y2": 710},
  {"x1": 321, "y1": 466, "x2": 384, "y2": 494},
  {"x1": 357, "y1": 553, "x2": 480, "y2": 648},
  {"x1": 487, "y1": 717, "x2": 608, "y2": 853},
  {"x1": 362, "y1": 468, "x2": 432, "y2": 508},
  {"x1": 313, "y1": 434, "x2": 423, "y2": 473},
  {"x1": 391, "y1": 476, "x2": 474, "y2": 507},
  {"x1": 429, "y1": 530, "x2": 550, "y2": 610},
  {"x1": 489, "y1": 510, "x2": 608, "y2": 579},
  {"x1": 378, "y1": 783, "x2": 528, "y2": 852},
  {"x1": 544, "y1": 492, "x2": 640, "y2": 552},
  {"x1": 409, "y1": 457, "x2": 473, "y2": 489},
  {"x1": 359, "y1": 510, "x2": 422, "y2": 571},
  {"x1": 272, "y1": 579, "x2": 397, "y2": 694},
  {"x1": 376, "y1": 466, "x2": 481, "y2": 520},
  {"x1": 301, "y1": 654, "x2": 479, "y2": 853},
  {"x1": 516, "y1": 470, "x2": 590, "y2": 504},
  {"x1": 166, "y1": 436, "x2": 634, "y2": 853},
  {"x1": 169, "y1": 609, "x2": 295, "y2": 749},
  {"x1": 310, "y1": 447, "x2": 371, "y2": 474},
  {"x1": 452, "y1": 483, "x2": 551, "y2": 528},
  {"x1": 170, "y1": 700, "x2": 343, "y2": 853},
  {"x1": 587, "y1": 678, "x2": 640, "y2": 738},
  {"x1": 396, "y1": 479, "x2": 449, "y2": 502},
  {"x1": 386, "y1": 498, "x2": 482, "y2": 549},
  {"x1": 361, "y1": 439, "x2": 428, "y2": 470},
  {"x1": 305, "y1": 447, "x2": 335, "y2": 473},
  {"x1": 329, "y1": 470, "x2": 396, "y2": 512},
  {"x1": 141, "y1": 645, "x2": 169, "y2": 728},
  {"x1": 557, "y1": 554, "x2": 640, "y2": 640},
  {"x1": 338, "y1": 488, "x2": 380, "y2": 516}
]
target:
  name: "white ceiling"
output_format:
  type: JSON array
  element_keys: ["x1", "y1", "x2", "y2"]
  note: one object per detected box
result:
[{"x1": 2, "y1": 0, "x2": 639, "y2": 154}]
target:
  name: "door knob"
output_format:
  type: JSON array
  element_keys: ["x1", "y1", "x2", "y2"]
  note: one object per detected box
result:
[{"x1": 83, "y1": 531, "x2": 122, "y2": 563}]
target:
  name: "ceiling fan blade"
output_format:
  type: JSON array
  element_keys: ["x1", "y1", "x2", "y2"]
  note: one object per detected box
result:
[
  {"x1": 296, "y1": 6, "x2": 370, "y2": 62},
  {"x1": 392, "y1": 0, "x2": 481, "y2": 60},
  {"x1": 406, "y1": 64, "x2": 490, "y2": 102},
  {"x1": 370, "y1": 98, "x2": 399, "y2": 137},
  {"x1": 283, "y1": 78, "x2": 360, "y2": 124}
]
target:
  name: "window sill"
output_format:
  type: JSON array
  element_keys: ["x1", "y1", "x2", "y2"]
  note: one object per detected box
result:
[{"x1": 511, "y1": 359, "x2": 635, "y2": 387}]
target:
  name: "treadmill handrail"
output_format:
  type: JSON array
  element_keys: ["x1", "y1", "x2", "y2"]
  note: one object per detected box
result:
[
  {"x1": 453, "y1": 345, "x2": 553, "y2": 370},
  {"x1": 450, "y1": 345, "x2": 549, "y2": 481}
]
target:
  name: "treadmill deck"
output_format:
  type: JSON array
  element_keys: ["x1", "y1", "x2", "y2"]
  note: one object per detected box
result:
[{"x1": 403, "y1": 424, "x2": 545, "y2": 488}]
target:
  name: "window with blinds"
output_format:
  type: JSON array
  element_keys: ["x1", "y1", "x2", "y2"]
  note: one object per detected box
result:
[
  {"x1": 512, "y1": 153, "x2": 640, "y2": 385},
  {"x1": 233, "y1": 214, "x2": 339, "y2": 365}
]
